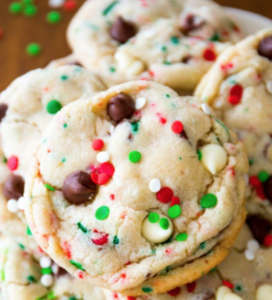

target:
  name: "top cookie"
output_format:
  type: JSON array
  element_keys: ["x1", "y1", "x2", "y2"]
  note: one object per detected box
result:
[
  {"x1": 25, "y1": 81, "x2": 247, "y2": 295},
  {"x1": 67, "y1": 0, "x2": 242, "y2": 91},
  {"x1": 195, "y1": 28, "x2": 272, "y2": 222}
]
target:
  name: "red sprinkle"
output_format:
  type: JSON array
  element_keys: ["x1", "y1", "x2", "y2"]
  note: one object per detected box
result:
[
  {"x1": 186, "y1": 282, "x2": 197, "y2": 293},
  {"x1": 203, "y1": 49, "x2": 216, "y2": 61},
  {"x1": 171, "y1": 121, "x2": 184, "y2": 134},
  {"x1": 256, "y1": 186, "x2": 266, "y2": 200},
  {"x1": 110, "y1": 194, "x2": 115, "y2": 200},
  {"x1": 63, "y1": 0, "x2": 77, "y2": 11},
  {"x1": 62, "y1": 241, "x2": 72, "y2": 259},
  {"x1": 98, "y1": 162, "x2": 115, "y2": 177},
  {"x1": 127, "y1": 297, "x2": 135, "y2": 300},
  {"x1": 92, "y1": 232, "x2": 108, "y2": 246},
  {"x1": 228, "y1": 84, "x2": 243, "y2": 105},
  {"x1": 156, "y1": 187, "x2": 173, "y2": 203},
  {"x1": 249, "y1": 176, "x2": 261, "y2": 187},
  {"x1": 113, "y1": 293, "x2": 119, "y2": 299},
  {"x1": 170, "y1": 197, "x2": 180, "y2": 206},
  {"x1": 7, "y1": 156, "x2": 19, "y2": 171},
  {"x1": 91, "y1": 172, "x2": 110, "y2": 185},
  {"x1": 263, "y1": 234, "x2": 272, "y2": 247},
  {"x1": 92, "y1": 139, "x2": 104, "y2": 151},
  {"x1": 167, "y1": 287, "x2": 181, "y2": 297},
  {"x1": 222, "y1": 280, "x2": 234, "y2": 289},
  {"x1": 78, "y1": 271, "x2": 85, "y2": 279}
]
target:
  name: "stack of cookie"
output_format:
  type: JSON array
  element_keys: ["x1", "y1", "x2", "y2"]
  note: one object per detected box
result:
[{"x1": 0, "y1": 0, "x2": 272, "y2": 299}]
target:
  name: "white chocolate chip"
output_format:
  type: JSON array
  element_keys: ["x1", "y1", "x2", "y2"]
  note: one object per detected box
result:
[
  {"x1": 40, "y1": 256, "x2": 52, "y2": 268},
  {"x1": 216, "y1": 286, "x2": 243, "y2": 300},
  {"x1": 115, "y1": 51, "x2": 144, "y2": 76},
  {"x1": 149, "y1": 179, "x2": 161, "y2": 193},
  {"x1": 244, "y1": 249, "x2": 255, "y2": 261},
  {"x1": 201, "y1": 103, "x2": 212, "y2": 115},
  {"x1": 201, "y1": 144, "x2": 228, "y2": 175},
  {"x1": 127, "y1": 60, "x2": 145, "y2": 76},
  {"x1": 256, "y1": 284, "x2": 272, "y2": 300},
  {"x1": 52, "y1": 263, "x2": 59, "y2": 275},
  {"x1": 247, "y1": 239, "x2": 260, "y2": 253},
  {"x1": 7, "y1": 199, "x2": 18, "y2": 213},
  {"x1": 135, "y1": 97, "x2": 146, "y2": 110},
  {"x1": 142, "y1": 212, "x2": 173, "y2": 244},
  {"x1": 266, "y1": 81, "x2": 272, "y2": 94},
  {"x1": 41, "y1": 274, "x2": 54, "y2": 287},
  {"x1": 17, "y1": 197, "x2": 26, "y2": 210},
  {"x1": 97, "y1": 151, "x2": 110, "y2": 163}
]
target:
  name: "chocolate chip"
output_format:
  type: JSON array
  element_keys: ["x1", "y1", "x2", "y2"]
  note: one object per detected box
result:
[
  {"x1": 258, "y1": 36, "x2": 272, "y2": 60},
  {"x1": 3, "y1": 175, "x2": 24, "y2": 200},
  {"x1": 0, "y1": 104, "x2": 8, "y2": 123},
  {"x1": 262, "y1": 175, "x2": 272, "y2": 203},
  {"x1": 110, "y1": 16, "x2": 137, "y2": 44},
  {"x1": 107, "y1": 93, "x2": 135, "y2": 123},
  {"x1": 246, "y1": 215, "x2": 272, "y2": 244},
  {"x1": 180, "y1": 14, "x2": 205, "y2": 35},
  {"x1": 181, "y1": 55, "x2": 192, "y2": 64},
  {"x1": 63, "y1": 171, "x2": 96, "y2": 204}
]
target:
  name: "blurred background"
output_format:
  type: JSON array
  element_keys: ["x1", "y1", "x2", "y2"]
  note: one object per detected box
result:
[{"x1": 0, "y1": 0, "x2": 272, "y2": 91}]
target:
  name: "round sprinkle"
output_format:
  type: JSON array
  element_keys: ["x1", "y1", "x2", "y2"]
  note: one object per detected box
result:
[
  {"x1": 40, "y1": 257, "x2": 52, "y2": 268},
  {"x1": 228, "y1": 84, "x2": 243, "y2": 105},
  {"x1": 244, "y1": 249, "x2": 255, "y2": 261},
  {"x1": 148, "y1": 212, "x2": 160, "y2": 223},
  {"x1": 23, "y1": 4, "x2": 37, "y2": 16},
  {"x1": 46, "y1": 100, "x2": 62, "y2": 114},
  {"x1": 26, "y1": 43, "x2": 41, "y2": 56},
  {"x1": 63, "y1": 0, "x2": 77, "y2": 11},
  {"x1": 41, "y1": 274, "x2": 53, "y2": 287},
  {"x1": 95, "y1": 206, "x2": 110, "y2": 220},
  {"x1": 149, "y1": 178, "x2": 161, "y2": 193},
  {"x1": 176, "y1": 232, "x2": 188, "y2": 241},
  {"x1": 249, "y1": 176, "x2": 261, "y2": 187},
  {"x1": 264, "y1": 234, "x2": 272, "y2": 247},
  {"x1": 7, "y1": 156, "x2": 18, "y2": 171},
  {"x1": 200, "y1": 194, "x2": 217, "y2": 209},
  {"x1": 7, "y1": 199, "x2": 18, "y2": 213},
  {"x1": 159, "y1": 218, "x2": 169, "y2": 230},
  {"x1": 168, "y1": 205, "x2": 182, "y2": 219},
  {"x1": 171, "y1": 121, "x2": 183, "y2": 134},
  {"x1": 97, "y1": 151, "x2": 110, "y2": 163},
  {"x1": 9, "y1": 2, "x2": 22, "y2": 14},
  {"x1": 258, "y1": 171, "x2": 269, "y2": 183},
  {"x1": 201, "y1": 103, "x2": 212, "y2": 115},
  {"x1": 156, "y1": 187, "x2": 173, "y2": 203},
  {"x1": 46, "y1": 11, "x2": 61, "y2": 24},
  {"x1": 167, "y1": 287, "x2": 181, "y2": 297},
  {"x1": 48, "y1": 0, "x2": 65, "y2": 8},
  {"x1": 128, "y1": 151, "x2": 141, "y2": 163},
  {"x1": 170, "y1": 196, "x2": 180, "y2": 206},
  {"x1": 135, "y1": 97, "x2": 146, "y2": 110},
  {"x1": 203, "y1": 48, "x2": 216, "y2": 61},
  {"x1": 17, "y1": 197, "x2": 26, "y2": 210},
  {"x1": 247, "y1": 240, "x2": 260, "y2": 253},
  {"x1": 92, "y1": 139, "x2": 104, "y2": 151}
]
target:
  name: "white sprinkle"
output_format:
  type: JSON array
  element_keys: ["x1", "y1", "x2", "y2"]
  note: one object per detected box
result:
[
  {"x1": 135, "y1": 97, "x2": 146, "y2": 110},
  {"x1": 41, "y1": 274, "x2": 54, "y2": 287},
  {"x1": 52, "y1": 263, "x2": 59, "y2": 275},
  {"x1": 7, "y1": 199, "x2": 18, "y2": 213},
  {"x1": 97, "y1": 151, "x2": 110, "y2": 163},
  {"x1": 247, "y1": 239, "x2": 260, "y2": 253},
  {"x1": 149, "y1": 179, "x2": 161, "y2": 193},
  {"x1": 201, "y1": 103, "x2": 212, "y2": 115},
  {"x1": 244, "y1": 249, "x2": 255, "y2": 261},
  {"x1": 48, "y1": 0, "x2": 65, "y2": 8},
  {"x1": 266, "y1": 81, "x2": 272, "y2": 94},
  {"x1": 17, "y1": 197, "x2": 26, "y2": 210},
  {"x1": 40, "y1": 256, "x2": 52, "y2": 268}
]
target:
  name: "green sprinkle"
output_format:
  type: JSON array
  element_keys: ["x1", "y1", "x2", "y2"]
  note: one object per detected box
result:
[
  {"x1": 1, "y1": 269, "x2": 5, "y2": 281},
  {"x1": 197, "y1": 149, "x2": 202, "y2": 160},
  {"x1": 46, "y1": 100, "x2": 62, "y2": 114},
  {"x1": 249, "y1": 158, "x2": 254, "y2": 166},
  {"x1": 63, "y1": 123, "x2": 68, "y2": 128},
  {"x1": 171, "y1": 36, "x2": 180, "y2": 44},
  {"x1": 235, "y1": 285, "x2": 242, "y2": 292},
  {"x1": 23, "y1": 4, "x2": 37, "y2": 16},
  {"x1": 46, "y1": 291, "x2": 55, "y2": 300},
  {"x1": 113, "y1": 235, "x2": 119, "y2": 245},
  {"x1": 159, "y1": 218, "x2": 169, "y2": 230},
  {"x1": 62, "y1": 158, "x2": 66, "y2": 163},
  {"x1": 18, "y1": 243, "x2": 25, "y2": 250},
  {"x1": 95, "y1": 206, "x2": 110, "y2": 220},
  {"x1": 26, "y1": 43, "x2": 41, "y2": 56},
  {"x1": 44, "y1": 183, "x2": 55, "y2": 191},
  {"x1": 27, "y1": 275, "x2": 36, "y2": 282},
  {"x1": 161, "y1": 45, "x2": 167, "y2": 52},
  {"x1": 26, "y1": 226, "x2": 32, "y2": 236},
  {"x1": 102, "y1": 1, "x2": 119, "y2": 16},
  {"x1": 22, "y1": 0, "x2": 33, "y2": 4},
  {"x1": 200, "y1": 242, "x2": 206, "y2": 249},
  {"x1": 200, "y1": 194, "x2": 217, "y2": 209},
  {"x1": 41, "y1": 267, "x2": 53, "y2": 274},
  {"x1": 165, "y1": 94, "x2": 170, "y2": 98},
  {"x1": 77, "y1": 222, "x2": 88, "y2": 233},
  {"x1": 61, "y1": 75, "x2": 68, "y2": 81},
  {"x1": 214, "y1": 118, "x2": 230, "y2": 141},
  {"x1": 164, "y1": 61, "x2": 172, "y2": 65},
  {"x1": 70, "y1": 260, "x2": 85, "y2": 271},
  {"x1": 3, "y1": 157, "x2": 7, "y2": 164},
  {"x1": 69, "y1": 297, "x2": 77, "y2": 300},
  {"x1": 9, "y1": 2, "x2": 22, "y2": 14},
  {"x1": 142, "y1": 287, "x2": 153, "y2": 293},
  {"x1": 176, "y1": 232, "x2": 188, "y2": 242},
  {"x1": 128, "y1": 151, "x2": 141, "y2": 163},
  {"x1": 168, "y1": 205, "x2": 181, "y2": 219},
  {"x1": 47, "y1": 11, "x2": 61, "y2": 24},
  {"x1": 109, "y1": 66, "x2": 116, "y2": 73},
  {"x1": 258, "y1": 171, "x2": 269, "y2": 183},
  {"x1": 148, "y1": 212, "x2": 160, "y2": 223},
  {"x1": 131, "y1": 122, "x2": 139, "y2": 133},
  {"x1": 209, "y1": 267, "x2": 217, "y2": 273},
  {"x1": 210, "y1": 33, "x2": 220, "y2": 42}
]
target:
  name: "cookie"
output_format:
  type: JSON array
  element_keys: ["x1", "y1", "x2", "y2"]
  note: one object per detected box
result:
[
  {"x1": 0, "y1": 236, "x2": 106, "y2": 300},
  {"x1": 67, "y1": 0, "x2": 242, "y2": 91},
  {"x1": 25, "y1": 81, "x2": 248, "y2": 295},
  {"x1": 0, "y1": 66, "x2": 106, "y2": 250},
  {"x1": 195, "y1": 28, "x2": 272, "y2": 222}
]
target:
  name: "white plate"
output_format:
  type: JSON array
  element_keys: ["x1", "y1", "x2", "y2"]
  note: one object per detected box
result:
[{"x1": 225, "y1": 7, "x2": 272, "y2": 36}]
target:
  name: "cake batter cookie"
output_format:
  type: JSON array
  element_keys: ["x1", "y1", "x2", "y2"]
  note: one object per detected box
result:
[
  {"x1": 195, "y1": 28, "x2": 272, "y2": 222},
  {"x1": 25, "y1": 81, "x2": 248, "y2": 295},
  {"x1": 67, "y1": 0, "x2": 242, "y2": 91},
  {"x1": 0, "y1": 236, "x2": 106, "y2": 300}
]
